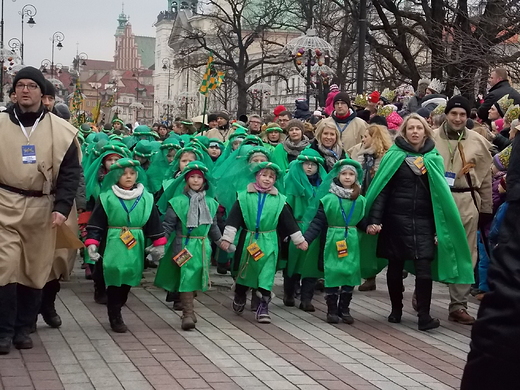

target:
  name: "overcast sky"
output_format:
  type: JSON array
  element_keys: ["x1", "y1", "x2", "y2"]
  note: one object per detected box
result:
[{"x1": 4, "y1": 0, "x2": 166, "y2": 68}]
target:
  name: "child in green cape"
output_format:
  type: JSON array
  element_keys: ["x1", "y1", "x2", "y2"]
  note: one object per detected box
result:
[
  {"x1": 146, "y1": 137, "x2": 181, "y2": 194},
  {"x1": 283, "y1": 148, "x2": 327, "y2": 312},
  {"x1": 155, "y1": 161, "x2": 234, "y2": 331},
  {"x1": 86, "y1": 159, "x2": 165, "y2": 333},
  {"x1": 207, "y1": 138, "x2": 224, "y2": 162},
  {"x1": 221, "y1": 162, "x2": 308, "y2": 324},
  {"x1": 304, "y1": 159, "x2": 368, "y2": 324}
]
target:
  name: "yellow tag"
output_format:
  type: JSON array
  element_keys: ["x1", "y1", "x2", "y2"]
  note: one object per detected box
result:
[
  {"x1": 336, "y1": 240, "x2": 348, "y2": 258},
  {"x1": 120, "y1": 228, "x2": 137, "y2": 249},
  {"x1": 172, "y1": 248, "x2": 193, "y2": 267},
  {"x1": 413, "y1": 157, "x2": 427, "y2": 174},
  {"x1": 247, "y1": 242, "x2": 264, "y2": 261}
]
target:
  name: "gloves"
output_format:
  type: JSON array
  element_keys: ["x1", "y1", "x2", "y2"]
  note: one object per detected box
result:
[
  {"x1": 218, "y1": 239, "x2": 236, "y2": 253},
  {"x1": 149, "y1": 245, "x2": 165, "y2": 263},
  {"x1": 87, "y1": 245, "x2": 100, "y2": 262},
  {"x1": 478, "y1": 213, "x2": 493, "y2": 231}
]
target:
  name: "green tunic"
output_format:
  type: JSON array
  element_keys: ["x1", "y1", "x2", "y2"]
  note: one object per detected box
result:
[
  {"x1": 154, "y1": 194, "x2": 218, "y2": 293},
  {"x1": 271, "y1": 144, "x2": 290, "y2": 172},
  {"x1": 320, "y1": 193, "x2": 366, "y2": 288},
  {"x1": 236, "y1": 190, "x2": 286, "y2": 291},
  {"x1": 99, "y1": 189, "x2": 154, "y2": 287},
  {"x1": 286, "y1": 192, "x2": 323, "y2": 279}
]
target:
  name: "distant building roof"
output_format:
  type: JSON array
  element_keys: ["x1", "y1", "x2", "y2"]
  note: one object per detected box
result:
[
  {"x1": 135, "y1": 36, "x2": 156, "y2": 69},
  {"x1": 82, "y1": 60, "x2": 114, "y2": 72}
]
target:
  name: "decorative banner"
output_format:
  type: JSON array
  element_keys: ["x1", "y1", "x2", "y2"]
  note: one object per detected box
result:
[{"x1": 199, "y1": 53, "x2": 225, "y2": 96}]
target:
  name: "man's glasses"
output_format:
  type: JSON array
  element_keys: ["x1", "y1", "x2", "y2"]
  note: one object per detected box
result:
[{"x1": 15, "y1": 83, "x2": 39, "y2": 91}]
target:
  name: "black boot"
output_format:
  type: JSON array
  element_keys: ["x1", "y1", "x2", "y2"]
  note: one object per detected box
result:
[
  {"x1": 0, "y1": 337, "x2": 11, "y2": 355},
  {"x1": 325, "y1": 294, "x2": 339, "y2": 323},
  {"x1": 107, "y1": 287, "x2": 127, "y2": 333},
  {"x1": 233, "y1": 289, "x2": 247, "y2": 314},
  {"x1": 250, "y1": 289, "x2": 260, "y2": 311},
  {"x1": 386, "y1": 265, "x2": 404, "y2": 323},
  {"x1": 416, "y1": 278, "x2": 440, "y2": 331},
  {"x1": 13, "y1": 284, "x2": 40, "y2": 351},
  {"x1": 13, "y1": 332, "x2": 33, "y2": 349},
  {"x1": 338, "y1": 292, "x2": 354, "y2": 324},
  {"x1": 94, "y1": 282, "x2": 107, "y2": 305},
  {"x1": 299, "y1": 278, "x2": 316, "y2": 312},
  {"x1": 40, "y1": 279, "x2": 62, "y2": 328},
  {"x1": 283, "y1": 274, "x2": 298, "y2": 307}
]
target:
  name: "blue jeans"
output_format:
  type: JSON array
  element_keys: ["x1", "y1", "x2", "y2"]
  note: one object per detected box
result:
[{"x1": 325, "y1": 285, "x2": 354, "y2": 295}]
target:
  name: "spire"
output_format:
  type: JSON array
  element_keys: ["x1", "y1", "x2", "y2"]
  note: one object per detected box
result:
[{"x1": 117, "y1": 2, "x2": 129, "y2": 34}]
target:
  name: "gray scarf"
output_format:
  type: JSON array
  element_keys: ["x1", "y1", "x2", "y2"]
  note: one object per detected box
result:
[
  {"x1": 186, "y1": 189, "x2": 213, "y2": 228},
  {"x1": 283, "y1": 137, "x2": 310, "y2": 156},
  {"x1": 318, "y1": 143, "x2": 343, "y2": 171},
  {"x1": 329, "y1": 182, "x2": 354, "y2": 199}
]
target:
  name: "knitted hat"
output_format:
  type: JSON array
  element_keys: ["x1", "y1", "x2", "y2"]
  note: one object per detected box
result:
[
  {"x1": 494, "y1": 94, "x2": 515, "y2": 118},
  {"x1": 217, "y1": 111, "x2": 230, "y2": 122},
  {"x1": 43, "y1": 79, "x2": 56, "y2": 98},
  {"x1": 494, "y1": 118, "x2": 504, "y2": 132},
  {"x1": 54, "y1": 103, "x2": 71, "y2": 120},
  {"x1": 109, "y1": 158, "x2": 141, "y2": 171},
  {"x1": 13, "y1": 66, "x2": 46, "y2": 93},
  {"x1": 386, "y1": 111, "x2": 404, "y2": 130},
  {"x1": 185, "y1": 169, "x2": 205, "y2": 181},
  {"x1": 273, "y1": 105, "x2": 287, "y2": 117},
  {"x1": 329, "y1": 84, "x2": 339, "y2": 92},
  {"x1": 286, "y1": 119, "x2": 305, "y2": 133},
  {"x1": 207, "y1": 113, "x2": 218, "y2": 122},
  {"x1": 368, "y1": 91, "x2": 380, "y2": 103},
  {"x1": 333, "y1": 92, "x2": 351, "y2": 106},
  {"x1": 445, "y1": 95, "x2": 471, "y2": 116},
  {"x1": 333, "y1": 159, "x2": 363, "y2": 185},
  {"x1": 297, "y1": 147, "x2": 325, "y2": 166},
  {"x1": 416, "y1": 107, "x2": 431, "y2": 118}
]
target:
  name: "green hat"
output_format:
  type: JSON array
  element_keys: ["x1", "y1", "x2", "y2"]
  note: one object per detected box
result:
[
  {"x1": 247, "y1": 146, "x2": 271, "y2": 161},
  {"x1": 229, "y1": 127, "x2": 248, "y2": 142},
  {"x1": 184, "y1": 160, "x2": 209, "y2": 175},
  {"x1": 251, "y1": 161, "x2": 282, "y2": 177},
  {"x1": 297, "y1": 148, "x2": 325, "y2": 165},
  {"x1": 79, "y1": 123, "x2": 93, "y2": 135},
  {"x1": 101, "y1": 142, "x2": 130, "y2": 158},
  {"x1": 109, "y1": 158, "x2": 141, "y2": 171},
  {"x1": 133, "y1": 125, "x2": 154, "y2": 136},
  {"x1": 333, "y1": 158, "x2": 363, "y2": 184},
  {"x1": 265, "y1": 125, "x2": 284, "y2": 134},
  {"x1": 231, "y1": 122, "x2": 248, "y2": 131},
  {"x1": 112, "y1": 118, "x2": 125, "y2": 126},
  {"x1": 150, "y1": 141, "x2": 162, "y2": 153},
  {"x1": 181, "y1": 120, "x2": 194, "y2": 126},
  {"x1": 77, "y1": 133, "x2": 85, "y2": 144},
  {"x1": 208, "y1": 138, "x2": 224, "y2": 150},
  {"x1": 85, "y1": 133, "x2": 96, "y2": 144},
  {"x1": 109, "y1": 134, "x2": 124, "y2": 142},
  {"x1": 133, "y1": 140, "x2": 154, "y2": 158},
  {"x1": 242, "y1": 134, "x2": 264, "y2": 147},
  {"x1": 160, "y1": 138, "x2": 181, "y2": 150},
  {"x1": 195, "y1": 135, "x2": 210, "y2": 148},
  {"x1": 93, "y1": 139, "x2": 109, "y2": 157}
]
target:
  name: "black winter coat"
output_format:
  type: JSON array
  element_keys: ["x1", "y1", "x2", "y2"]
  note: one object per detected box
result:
[
  {"x1": 368, "y1": 136, "x2": 436, "y2": 261},
  {"x1": 477, "y1": 80, "x2": 520, "y2": 123}
]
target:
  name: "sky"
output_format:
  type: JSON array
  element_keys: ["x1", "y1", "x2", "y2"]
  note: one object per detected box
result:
[{"x1": 3, "y1": 0, "x2": 166, "y2": 68}]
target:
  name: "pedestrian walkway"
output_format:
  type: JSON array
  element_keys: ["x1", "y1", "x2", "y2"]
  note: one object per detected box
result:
[{"x1": 0, "y1": 264, "x2": 477, "y2": 390}]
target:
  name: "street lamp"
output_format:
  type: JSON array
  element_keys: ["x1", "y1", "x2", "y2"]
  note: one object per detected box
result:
[
  {"x1": 74, "y1": 51, "x2": 87, "y2": 73},
  {"x1": 19, "y1": 4, "x2": 37, "y2": 64},
  {"x1": 40, "y1": 58, "x2": 50, "y2": 73},
  {"x1": 50, "y1": 31, "x2": 64, "y2": 78},
  {"x1": 8, "y1": 38, "x2": 21, "y2": 54},
  {"x1": 162, "y1": 58, "x2": 173, "y2": 123}
]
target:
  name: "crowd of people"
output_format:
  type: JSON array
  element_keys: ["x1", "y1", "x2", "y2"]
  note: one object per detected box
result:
[{"x1": 0, "y1": 66, "x2": 518, "y2": 388}]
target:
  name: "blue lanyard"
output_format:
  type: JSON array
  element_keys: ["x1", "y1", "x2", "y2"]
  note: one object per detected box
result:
[
  {"x1": 118, "y1": 195, "x2": 142, "y2": 224},
  {"x1": 335, "y1": 121, "x2": 349, "y2": 133},
  {"x1": 255, "y1": 192, "x2": 267, "y2": 240},
  {"x1": 184, "y1": 227, "x2": 194, "y2": 247},
  {"x1": 338, "y1": 197, "x2": 356, "y2": 238}
]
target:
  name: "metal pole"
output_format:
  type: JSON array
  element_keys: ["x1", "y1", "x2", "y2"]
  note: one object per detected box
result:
[
  {"x1": 185, "y1": 57, "x2": 189, "y2": 118},
  {"x1": 167, "y1": 64, "x2": 171, "y2": 123},
  {"x1": 356, "y1": 0, "x2": 367, "y2": 94},
  {"x1": 51, "y1": 36, "x2": 55, "y2": 78},
  {"x1": 306, "y1": 49, "x2": 312, "y2": 103},
  {"x1": 20, "y1": 10, "x2": 24, "y2": 64}
]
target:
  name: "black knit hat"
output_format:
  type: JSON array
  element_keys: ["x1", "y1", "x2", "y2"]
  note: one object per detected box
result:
[
  {"x1": 333, "y1": 92, "x2": 351, "y2": 107},
  {"x1": 13, "y1": 66, "x2": 46, "y2": 93},
  {"x1": 445, "y1": 95, "x2": 471, "y2": 116},
  {"x1": 43, "y1": 79, "x2": 56, "y2": 98},
  {"x1": 207, "y1": 113, "x2": 218, "y2": 122}
]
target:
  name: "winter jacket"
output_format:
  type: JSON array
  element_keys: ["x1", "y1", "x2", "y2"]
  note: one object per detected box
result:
[
  {"x1": 421, "y1": 94, "x2": 447, "y2": 112},
  {"x1": 507, "y1": 135, "x2": 520, "y2": 202},
  {"x1": 325, "y1": 90, "x2": 340, "y2": 116},
  {"x1": 294, "y1": 100, "x2": 312, "y2": 121},
  {"x1": 477, "y1": 80, "x2": 520, "y2": 123},
  {"x1": 407, "y1": 93, "x2": 423, "y2": 113},
  {"x1": 368, "y1": 137, "x2": 436, "y2": 261},
  {"x1": 322, "y1": 111, "x2": 367, "y2": 153}
]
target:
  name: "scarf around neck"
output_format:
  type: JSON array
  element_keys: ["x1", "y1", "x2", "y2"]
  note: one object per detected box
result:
[
  {"x1": 186, "y1": 189, "x2": 213, "y2": 228},
  {"x1": 112, "y1": 183, "x2": 144, "y2": 200},
  {"x1": 318, "y1": 142, "x2": 343, "y2": 170},
  {"x1": 283, "y1": 137, "x2": 310, "y2": 156},
  {"x1": 329, "y1": 181, "x2": 353, "y2": 199}
]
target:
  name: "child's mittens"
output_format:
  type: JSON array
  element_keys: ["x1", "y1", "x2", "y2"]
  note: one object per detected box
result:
[
  {"x1": 87, "y1": 245, "x2": 100, "y2": 262},
  {"x1": 149, "y1": 245, "x2": 165, "y2": 263}
]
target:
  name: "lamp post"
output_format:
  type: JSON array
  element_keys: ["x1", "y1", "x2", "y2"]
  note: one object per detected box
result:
[
  {"x1": 50, "y1": 31, "x2": 64, "y2": 78},
  {"x1": 19, "y1": 4, "x2": 36, "y2": 64},
  {"x1": 40, "y1": 58, "x2": 50, "y2": 73},
  {"x1": 74, "y1": 51, "x2": 87, "y2": 73},
  {"x1": 162, "y1": 58, "x2": 173, "y2": 124},
  {"x1": 8, "y1": 37, "x2": 21, "y2": 55}
]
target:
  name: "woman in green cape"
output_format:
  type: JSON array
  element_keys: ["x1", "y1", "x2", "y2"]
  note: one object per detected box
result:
[
  {"x1": 262, "y1": 123, "x2": 285, "y2": 152},
  {"x1": 155, "y1": 161, "x2": 234, "y2": 331},
  {"x1": 360, "y1": 113, "x2": 473, "y2": 331},
  {"x1": 86, "y1": 158, "x2": 165, "y2": 333},
  {"x1": 304, "y1": 159, "x2": 367, "y2": 324},
  {"x1": 220, "y1": 162, "x2": 308, "y2": 324},
  {"x1": 283, "y1": 148, "x2": 327, "y2": 312},
  {"x1": 271, "y1": 119, "x2": 310, "y2": 172}
]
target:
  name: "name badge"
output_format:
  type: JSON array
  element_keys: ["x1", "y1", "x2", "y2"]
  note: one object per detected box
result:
[
  {"x1": 173, "y1": 248, "x2": 192, "y2": 267},
  {"x1": 413, "y1": 157, "x2": 427, "y2": 174},
  {"x1": 336, "y1": 240, "x2": 348, "y2": 258},
  {"x1": 22, "y1": 145, "x2": 36, "y2": 164},
  {"x1": 247, "y1": 242, "x2": 264, "y2": 261},
  {"x1": 120, "y1": 228, "x2": 137, "y2": 249},
  {"x1": 445, "y1": 172, "x2": 456, "y2": 187}
]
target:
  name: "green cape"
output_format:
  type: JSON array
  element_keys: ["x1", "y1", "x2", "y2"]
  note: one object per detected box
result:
[{"x1": 359, "y1": 144, "x2": 474, "y2": 284}]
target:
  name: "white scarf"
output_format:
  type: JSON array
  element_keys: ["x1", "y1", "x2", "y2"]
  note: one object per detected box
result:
[{"x1": 112, "y1": 183, "x2": 144, "y2": 200}]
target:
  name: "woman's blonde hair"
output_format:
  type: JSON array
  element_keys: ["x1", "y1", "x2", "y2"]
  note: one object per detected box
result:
[
  {"x1": 315, "y1": 118, "x2": 342, "y2": 147},
  {"x1": 398, "y1": 113, "x2": 433, "y2": 140},
  {"x1": 366, "y1": 124, "x2": 392, "y2": 158}
]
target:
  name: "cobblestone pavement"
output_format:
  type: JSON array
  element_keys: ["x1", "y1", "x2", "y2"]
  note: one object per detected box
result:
[{"x1": 0, "y1": 263, "x2": 478, "y2": 390}]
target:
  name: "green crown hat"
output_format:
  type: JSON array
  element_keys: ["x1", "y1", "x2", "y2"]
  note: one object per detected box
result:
[
  {"x1": 133, "y1": 125, "x2": 154, "y2": 136},
  {"x1": 208, "y1": 138, "x2": 224, "y2": 148},
  {"x1": 178, "y1": 145, "x2": 203, "y2": 160},
  {"x1": 160, "y1": 138, "x2": 181, "y2": 150},
  {"x1": 504, "y1": 103, "x2": 520, "y2": 123},
  {"x1": 297, "y1": 147, "x2": 325, "y2": 165},
  {"x1": 183, "y1": 160, "x2": 209, "y2": 174},
  {"x1": 112, "y1": 118, "x2": 125, "y2": 126},
  {"x1": 242, "y1": 134, "x2": 264, "y2": 146},
  {"x1": 133, "y1": 140, "x2": 154, "y2": 158},
  {"x1": 251, "y1": 161, "x2": 282, "y2": 176},
  {"x1": 333, "y1": 158, "x2": 363, "y2": 185},
  {"x1": 381, "y1": 88, "x2": 396, "y2": 102},
  {"x1": 495, "y1": 94, "x2": 514, "y2": 117},
  {"x1": 181, "y1": 120, "x2": 193, "y2": 126},
  {"x1": 109, "y1": 134, "x2": 123, "y2": 141},
  {"x1": 432, "y1": 103, "x2": 447, "y2": 116},
  {"x1": 229, "y1": 127, "x2": 248, "y2": 142},
  {"x1": 265, "y1": 125, "x2": 284, "y2": 133},
  {"x1": 353, "y1": 93, "x2": 368, "y2": 108},
  {"x1": 109, "y1": 158, "x2": 141, "y2": 171},
  {"x1": 101, "y1": 143, "x2": 130, "y2": 158},
  {"x1": 247, "y1": 146, "x2": 271, "y2": 160},
  {"x1": 376, "y1": 105, "x2": 394, "y2": 118},
  {"x1": 77, "y1": 132, "x2": 85, "y2": 144},
  {"x1": 79, "y1": 123, "x2": 93, "y2": 135}
]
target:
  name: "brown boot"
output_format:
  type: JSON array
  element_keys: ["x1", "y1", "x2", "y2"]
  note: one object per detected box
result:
[
  {"x1": 180, "y1": 292, "x2": 195, "y2": 331},
  {"x1": 358, "y1": 277, "x2": 376, "y2": 291},
  {"x1": 448, "y1": 309, "x2": 475, "y2": 325}
]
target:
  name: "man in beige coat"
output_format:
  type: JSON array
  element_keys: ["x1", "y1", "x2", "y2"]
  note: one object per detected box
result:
[
  {"x1": 433, "y1": 96, "x2": 493, "y2": 324},
  {"x1": 0, "y1": 67, "x2": 80, "y2": 354}
]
